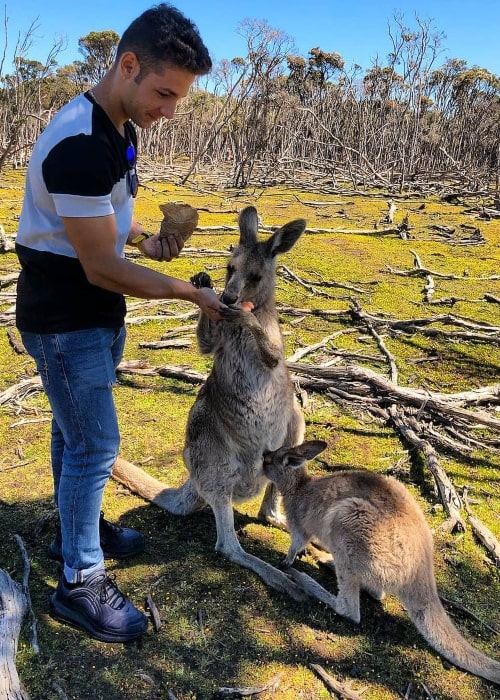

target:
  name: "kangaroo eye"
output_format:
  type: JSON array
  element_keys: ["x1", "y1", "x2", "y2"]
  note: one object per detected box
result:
[
  {"x1": 226, "y1": 265, "x2": 234, "y2": 275},
  {"x1": 249, "y1": 274, "x2": 262, "y2": 283}
]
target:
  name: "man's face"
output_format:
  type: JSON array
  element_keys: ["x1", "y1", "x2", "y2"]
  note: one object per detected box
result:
[{"x1": 124, "y1": 60, "x2": 196, "y2": 128}]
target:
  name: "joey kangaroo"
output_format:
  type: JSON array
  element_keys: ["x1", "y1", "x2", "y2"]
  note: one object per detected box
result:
[
  {"x1": 262, "y1": 440, "x2": 500, "y2": 684},
  {"x1": 113, "y1": 206, "x2": 307, "y2": 600}
]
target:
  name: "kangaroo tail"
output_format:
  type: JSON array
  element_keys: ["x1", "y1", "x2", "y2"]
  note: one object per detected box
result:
[
  {"x1": 406, "y1": 596, "x2": 500, "y2": 684},
  {"x1": 112, "y1": 457, "x2": 204, "y2": 515}
]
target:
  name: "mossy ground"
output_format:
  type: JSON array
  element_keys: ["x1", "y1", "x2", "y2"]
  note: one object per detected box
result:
[{"x1": 0, "y1": 169, "x2": 499, "y2": 699}]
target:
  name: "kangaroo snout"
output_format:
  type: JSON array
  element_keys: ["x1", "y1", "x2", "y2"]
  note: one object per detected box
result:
[{"x1": 221, "y1": 291, "x2": 239, "y2": 305}]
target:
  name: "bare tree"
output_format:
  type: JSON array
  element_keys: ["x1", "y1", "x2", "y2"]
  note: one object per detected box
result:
[{"x1": 0, "y1": 12, "x2": 64, "y2": 171}]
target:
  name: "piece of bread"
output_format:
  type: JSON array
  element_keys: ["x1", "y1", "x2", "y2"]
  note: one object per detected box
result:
[{"x1": 159, "y1": 203, "x2": 199, "y2": 242}]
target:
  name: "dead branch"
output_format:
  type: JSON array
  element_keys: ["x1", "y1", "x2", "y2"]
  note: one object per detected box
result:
[
  {"x1": 462, "y1": 488, "x2": 500, "y2": 565},
  {"x1": 421, "y1": 683, "x2": 437, "y2": 700},
  {"x1": 350, "y1": 299, "x2": 398, "y2": 383},
  {"x1": 0, "y1": 535, "x2": 38, "y2": 700},
  {"x1": 114, "y1": 358, "x2": 500, "y2": 434},
  {"x1": 215, "y1": 673, "x2": 283, "y2": 697},
  {"x1": 422, "y1": 296, "x2": 467, "y2": 306},
  {"x1": 350, "y1": 309, "x2": 500, "y2": 333},
  {"x1": 0, "y1": 458, "x2": 38, "y2": 473},
  {"x1": 409, "y1": 249, "x2": 435, "y2": 302},
  {"x1": 310, "y1": 663, "x2": 367, "y2": 699},
  {"x1": 439, "y1": 595, "x2": 500, "y2": 636},
  {"x1": 389, "y1": 405, "x2": 466, "y2": 532},
  {"x1": 117, "y1": 360, "x2": 206, "y2": 385},
  {"x1": 144, "y1": 594, "x2": 162, "y2": 632},
  {"x1": 126, "y1": 310, "x2": 198, "y2": 325},
  {"x1": 161, "y1": 324, "x2": 197, "y2": 339},
  {"x1": 308, "y1": 225, "x2": 401, "y2": 235},
  {"x1": 385, "y1": 264, "x2": 498, "y2": 281},
  {"x1": 484, "y1": 294, "x2": 500, "y2": 304},
  {"x1": 138, "y1": 339, "x2": 192, "y2": 350},
  {"x1": 6, "y1": 329, "x2": 26, "y2": 355},
  {"x1": 0, "y1": 311, "x2": 15, "y2": 326},
  {"x1": 279, "y1": 264, "x2": 337, "y2": 299},
  {"x1": 287, "y1": 362, "x2": 500, "y2": 430},
  {"x1": 348, "y1": 306, "x2": 500, "y2": 346},
  {"x1": 0, "y1": 377, "x2": 42, "y2": 406},
  {"x1": 277, "y1": 305, "x2": 351, "y2": 320},
  {"x1": 412, "y1": 422, "x2": 475, "y2": 456},
  {"x1": 280, "y1": 266, "x2": 372, "y2": 295},
  {"x1": 0, "y1": 272, "x2": 19, "y2": 289},
  {"x1": 12, "y1": 536, "x2": 38, "y2": 654},
  {"x1": 0, "y1": 568, "x2": 28, "y2": 700},
  {"x1": 287, "y1": 332, "x2": 350, "y2": 363}
]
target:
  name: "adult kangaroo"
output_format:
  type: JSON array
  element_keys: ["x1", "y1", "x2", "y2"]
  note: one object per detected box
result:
[
  {"x1": 113, "y1": 206, "x2": 307, "y2": 600},
  {"x1": 262, "y1": 440, "x2": 500, "y2": 685}
]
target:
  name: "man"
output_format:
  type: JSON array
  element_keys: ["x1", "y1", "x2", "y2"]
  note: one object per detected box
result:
[{"x1": 15, "y1": 3, "x2": 223, "y2": 642}]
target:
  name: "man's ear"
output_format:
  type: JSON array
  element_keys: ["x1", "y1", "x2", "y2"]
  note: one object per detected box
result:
[{"x1": 120, "y1": 51, "x2": 140, "y2": 79}]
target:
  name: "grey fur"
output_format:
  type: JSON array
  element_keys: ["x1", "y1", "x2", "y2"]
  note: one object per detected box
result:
[{"x1": 113, "y1": 206, "x2": 307, "y2": 600}]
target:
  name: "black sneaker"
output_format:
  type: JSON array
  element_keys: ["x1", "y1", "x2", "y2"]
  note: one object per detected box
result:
[
  {"x1": 48, "y1": 512, "x2": 145, "y2": 562},
  {"x1": 50, "y1": 570, "x2": 148, "y2": 642}
]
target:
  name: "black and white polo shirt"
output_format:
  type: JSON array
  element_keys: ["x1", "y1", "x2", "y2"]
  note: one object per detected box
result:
[{"x1": 16, "y1": 92, "x2": 137, "y2": 333}]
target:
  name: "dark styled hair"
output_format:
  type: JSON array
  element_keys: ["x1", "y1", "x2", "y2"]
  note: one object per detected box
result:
[{"x1": 117, "y1": 3, "x2": 212, "y2": 78}]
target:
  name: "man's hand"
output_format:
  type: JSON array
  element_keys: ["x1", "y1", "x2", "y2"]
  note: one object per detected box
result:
[
  {"x1": 195, "y1": 287, "x2": 226, "y2": 321},
  {"x1": 140, "y1": 231, "x2": 185, "y2": 261}
]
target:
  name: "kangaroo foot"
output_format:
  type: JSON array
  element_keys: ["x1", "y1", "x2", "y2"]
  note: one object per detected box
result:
[{"x1": 257, "y1": 510, "x2": 288, "y2": 530}]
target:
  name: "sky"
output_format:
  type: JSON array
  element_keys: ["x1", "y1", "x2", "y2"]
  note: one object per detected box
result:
[{"x1": 2, "y1": 0, "x2": 500, "y2": 77}]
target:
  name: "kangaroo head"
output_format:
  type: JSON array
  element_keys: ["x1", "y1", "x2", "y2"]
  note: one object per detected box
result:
[
  {"x1": 221, "y1": 206, "x2": 306, "y2": 307},
  {"x1": 263, "y1": 440, "x2": 327, "y2": 488}
]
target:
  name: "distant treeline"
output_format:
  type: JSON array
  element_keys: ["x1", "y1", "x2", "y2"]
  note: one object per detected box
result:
[{"x1": 1, "y1": 15, "x2": 499, "y2": 192}]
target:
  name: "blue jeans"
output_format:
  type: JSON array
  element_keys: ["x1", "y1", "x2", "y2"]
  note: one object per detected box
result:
[{"x1": 20, "y1": 327, "x2": 126, "y2": 583}]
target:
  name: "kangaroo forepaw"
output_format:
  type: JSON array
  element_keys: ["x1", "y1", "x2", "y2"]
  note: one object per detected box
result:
[
  {"x1": 220, "y1": 305, "x2": 257, "y2": 327},
  {"x1": 190, "y1": 271, "x2": 213, "y2": 289}
]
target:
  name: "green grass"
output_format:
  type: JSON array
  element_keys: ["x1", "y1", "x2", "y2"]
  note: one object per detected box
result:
[{"x1": 0, "y1": 169, "x2": 499, "y2": 699}]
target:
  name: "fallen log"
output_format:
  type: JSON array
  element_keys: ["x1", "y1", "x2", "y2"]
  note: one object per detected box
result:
[
  {"x1": 0, "y1": 536, "x2": 37, "y2": 700},
  {"x1": 0, "y1": 569, "x2": 28, "y2": 700}
]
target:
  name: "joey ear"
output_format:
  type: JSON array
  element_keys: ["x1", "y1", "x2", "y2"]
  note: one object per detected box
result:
[
  {"x1": 265, "y1": 219, "x2": 306, "y2": 257},
  {"x1": 284, "y1": 454, "x2": 308, "y2": 469},
  {"x1": 285, "y1": 440, "x2": 327, "y2": 466},
  {"x1": 238, "y1": 206, "x2": 259, "y2": 245}
]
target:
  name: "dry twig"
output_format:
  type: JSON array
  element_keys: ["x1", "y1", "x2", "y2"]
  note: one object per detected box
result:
[
  {"x1": 215, "y1": 673, "x2": 283, "y2": 697},
  {"x1": 310, "y1": 663, "x2": 367, "y2": 699}
]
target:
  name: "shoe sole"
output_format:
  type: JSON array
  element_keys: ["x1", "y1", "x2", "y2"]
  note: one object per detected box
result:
[{"x1": 50, "y1": 597, "x2": 148, "y2": 643}]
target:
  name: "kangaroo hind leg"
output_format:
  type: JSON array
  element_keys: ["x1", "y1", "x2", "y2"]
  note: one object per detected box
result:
[
  {"x1": 285, "y1": 567, "x2": 339, "y2": 610},
  {"x1": 206, "y1": 493, "x2": 308, "y2": 602}
]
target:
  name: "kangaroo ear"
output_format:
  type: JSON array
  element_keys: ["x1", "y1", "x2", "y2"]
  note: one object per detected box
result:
[
  {"x1": 285, "y1": 440, "x2": 328, "y2": 467},
  {"x1": 238, "y1": 206, "x2": 259, "y2": 245},
  {"x1": 265, "y1": 219, "x2": 306, "y2": 257}
]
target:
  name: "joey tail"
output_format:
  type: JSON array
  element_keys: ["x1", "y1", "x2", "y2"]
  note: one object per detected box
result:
[{"x1": 406, "y1": 597, "x2": 500, "y2": 684}]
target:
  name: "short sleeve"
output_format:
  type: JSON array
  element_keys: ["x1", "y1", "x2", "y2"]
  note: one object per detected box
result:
[
  {"x1": 42, "y1": 134, "x2": 119, "y2": 219},
  {"x1": 42, "y1": 134, "x2": 119, "y2": 197}
]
